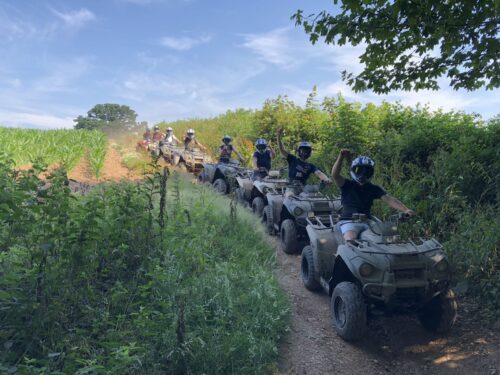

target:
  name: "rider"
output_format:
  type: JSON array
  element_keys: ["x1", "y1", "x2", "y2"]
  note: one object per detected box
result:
[
  {"x1": 184, "y1": 128, "x2": 206, "y2": 151},
  {"x1": 252, "y1": 138, "x2": 275, "y2": 180},
  {"x1": 143, "y1": 127, "x2": 151, "y2": 141},
  {"x1": 276, "y1": 128, "x2": 331, "y2": 194},
  {"x1": 219, "y1": 135, "x2": 243, "y2": 163},
  {"x1": 331, "y1": 148, "x2": 416, "y2": 241},
  {"x1": 164, "y1": 127, "x2": 181, "y2": 145},
  {"x1": 152, "y1": 125, "x2": 164, "y2": 142}
]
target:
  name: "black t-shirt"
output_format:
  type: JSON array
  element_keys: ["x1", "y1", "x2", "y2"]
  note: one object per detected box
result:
[
  {"x1": 340, "y1": 179, "x2": 386, "y2": 218},
  {"x1": 287, "y1": 154, "x2": 317, "y2": 184},
  {"x1": 253, "y1": 150, "x2": 272, "y2": 170}
]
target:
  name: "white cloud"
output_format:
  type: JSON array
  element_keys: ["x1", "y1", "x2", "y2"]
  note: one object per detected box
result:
[
  {"x1": 160, "y1": 35, "x2": 211, "y2": 51},
  {"x1": 51, "y1": 8, "x2": 96, "y2": 29},
  {"x1": 241, "y1": 28, "x2": 295, "y2": 66},
  {"x1": 0, "y1": 110, "x2": 73, "y2": 129}
]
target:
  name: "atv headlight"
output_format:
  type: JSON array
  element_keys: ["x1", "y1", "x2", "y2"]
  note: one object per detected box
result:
[
  {"x1": 359, "y1": 262, "x2": 374, "y2": 277},
  {"x1": 435, "y1": 259, "x2": 449, "y2": 273},
  {"x1": 293, "y1": 207, "x2": 304, "y2": 216}
]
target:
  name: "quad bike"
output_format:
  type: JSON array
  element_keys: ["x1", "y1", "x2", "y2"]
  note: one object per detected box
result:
[
  {"x1": 158, "y1": 141, "x2": 182, "y2": 164},
  {"x1": 148, "y1": 141, "x2": 161, "y2": 158},
  {"x1": 235, "y1": 169, "x2": 288, "y2": 217},
  {"x1": 136, "y1": 139, "x2": 151, "y2": 153},
  {"x1": 177, "y1": 147, "x2": 212, "y2": 174},
  {"x1": 301, "y1": 212, "x2": 458, "y2": 341},
  {"x1": 262, "y1": 182, "x2": 342, "y2": 254},
  {"x1": 198, "y1": 160, "x2": 251, "y2": 194}
]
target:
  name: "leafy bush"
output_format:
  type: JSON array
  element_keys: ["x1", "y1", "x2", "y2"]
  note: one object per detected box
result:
[{"x1": 0, "y1": 161, "x2": 288, "y2": 374}]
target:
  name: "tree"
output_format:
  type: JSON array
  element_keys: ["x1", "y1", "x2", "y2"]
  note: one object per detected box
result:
[
  {"x1": 74, "y1": 104, "x2": 138, "y2": 130},
  {"x1": 292, "y1": 1, "x2": 499, "y2": 93}
]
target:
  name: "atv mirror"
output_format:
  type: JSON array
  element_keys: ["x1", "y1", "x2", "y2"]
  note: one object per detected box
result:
[{"x1": 268, "y1": 170, "x2": 280, "y2": 178}]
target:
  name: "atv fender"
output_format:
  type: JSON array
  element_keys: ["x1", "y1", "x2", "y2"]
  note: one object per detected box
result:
[
  {"x1": 306, "y1": 226, "x2": 338, "y2": 279},
  {"x1": 266, "y1": 193, "x2": 284, "y2": 226},
  {"x1": 328, "y1": 245, "x2": 363, "y2": 295},
  {"x1": 202, "y1": 164, "x2": 217, "y2": 183},
  {"x1": 236, "y1": 177, "x2": 253, "y2": 201}
]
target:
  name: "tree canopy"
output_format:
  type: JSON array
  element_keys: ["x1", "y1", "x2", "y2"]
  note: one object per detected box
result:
[
  {"x1": 292, "y1": 0, "x2": 499, "y2": 93},
  {"x1": 74, "y1": 104, "x2": 138, "y2": 130}
]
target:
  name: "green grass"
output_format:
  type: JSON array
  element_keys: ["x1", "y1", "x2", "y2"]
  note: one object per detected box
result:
[
  {"x1": 0, "y1": 162, "x2": 289, "y2": 374},
  {"x1": 0, "y1": 127, "x2": 107, "y2": 175}
]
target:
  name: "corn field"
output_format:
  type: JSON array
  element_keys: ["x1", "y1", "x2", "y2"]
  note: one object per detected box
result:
[{"x1": 0, "y1": 128, "x2": 107, "y2": 178}]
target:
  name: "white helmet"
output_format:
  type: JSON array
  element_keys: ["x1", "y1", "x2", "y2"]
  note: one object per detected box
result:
[
  {"x1": 187, "y1": 128, "x2": 195, "y2": 138},
  {"x1": 350, "y1": 156, "x2": 375, "y2": 184},
  {"x1": 166, "y1": 127, "x2": 173, "y2": 133}
]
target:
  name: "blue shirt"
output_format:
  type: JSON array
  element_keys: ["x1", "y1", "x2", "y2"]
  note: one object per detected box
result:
[
  {"x1": 287, "y1": 154, "x2": 317, "y2": 184},
  {"x1": 253, "y1": 150, "x2": 272, "y2": 170},
  {"x1": 340, "y1": 179, "x2": 386, "y2": 218}
]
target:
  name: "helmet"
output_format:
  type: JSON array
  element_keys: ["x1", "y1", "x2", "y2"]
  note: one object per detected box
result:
[
  {"x1": 153, "y1": 125, "x2": 160, "y2": 132},
  {"x1": 187, "y1": 128, "x2": 195, "y2": 138},
  {"x1": 222, "y1": 135, "x2": 232, "y2": 144},
  {"x1": 166, "y1": 127, "x2": 173, "y2": 133},
  {"x1": 255, "y1": 138, "x2": 267, "y2": 153},
  {"x1": 297, "y1": 141, "x2": 312, "y2": 160},
  {"x1": 350, "y1": 156, "x2": 375, "y2": 184}
]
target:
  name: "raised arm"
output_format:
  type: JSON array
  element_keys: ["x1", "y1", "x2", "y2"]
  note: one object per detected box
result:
[
  {"x1": 381, "y1": 195, "x2": 416, "y2": 216},
  {"x1": 276, "y1": 128, "x2": 289, "y2": 158},
  {"x1": 267, "y1": 141, "x2": 276, "y2": 159},
  {"x1": 331, "y1": 149, "x2": 349, "y2": 188},
  {"x1": 173, "y1": 135, "x2": 182, "y2": 143}
]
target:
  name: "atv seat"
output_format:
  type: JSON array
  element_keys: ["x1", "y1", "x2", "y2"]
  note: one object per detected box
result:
[{"x1": 369, "y1": 222, "x2": 398, "y2": 236}]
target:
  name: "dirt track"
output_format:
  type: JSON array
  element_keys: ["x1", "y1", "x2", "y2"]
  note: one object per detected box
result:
[{"x1": 273, "y1": 243, "x2": 499, "y2": 375}]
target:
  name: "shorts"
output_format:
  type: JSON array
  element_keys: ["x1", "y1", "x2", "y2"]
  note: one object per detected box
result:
[{"x1": 338, "y1": 220, "x2": 369, "y2": 235}]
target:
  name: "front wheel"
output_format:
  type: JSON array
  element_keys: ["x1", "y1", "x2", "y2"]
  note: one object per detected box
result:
[
  {"x1": 331, "y1": 282, "x2": 367, "y2": 341},
  {"x1": 418, "y1": 289, "x2": 458, "y2": 333},
  {"x1": 301, "y1": 245, "x2": 321, "y2": 291},
  {"x1": 213, "y1": 178, "x2": 228, "y2": 194},
  {"x1": 280, "y1": 219, "x2": 298, "y2": 254},
  {"x1": 251, "y1": 197, "x2": 265, "y2": 217}
]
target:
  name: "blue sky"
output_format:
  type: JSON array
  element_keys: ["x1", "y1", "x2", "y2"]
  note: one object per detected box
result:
[{"x1": 1, "y1": 0, "x2": 498, "y2": 129}]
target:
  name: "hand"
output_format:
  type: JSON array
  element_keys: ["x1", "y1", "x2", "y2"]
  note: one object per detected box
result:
[
  {"x1": 340, "y1": 149, "x2": 351, "y2": 158},
  {"x1": 322, "y1": 178, "x2": 333, "y2": 185}
]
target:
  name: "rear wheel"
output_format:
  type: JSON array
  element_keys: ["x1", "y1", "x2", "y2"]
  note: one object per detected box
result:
[
  {"x1": 262, "y1": 205, "x2": 274, "y2": 235},
  {"x1": 252, "y1": 197, "x2": 265, "y2": 217},
  {"x1": 418, "y1": 289, "x2": 458, "y2": 333},
  {"x1": 280, "y1": 219, "x2": 298, "y2": 254},
  {"x1": 331, "y1": 282, "x2": 367, "y2": 341},
  {"x1": 301, "y1": 245, "x2": 321, "y2": 291},
  {"x1": 213, "y1": 178, "x2": 228, "y2": 194}
]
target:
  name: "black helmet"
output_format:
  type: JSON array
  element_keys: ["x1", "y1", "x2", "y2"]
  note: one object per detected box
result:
[
  {"x1": 350, "y1": 156, "x2": 375, "y2": 184},
  {"x1": 222, "y1": 135, "x2": 232, "y2": 145},
  {"x1": 297, "y1": 141, "x2": 312, "y2": 160},
  {"x1": 255, "y1": 138, "x2": 267, "y2": 153}
]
